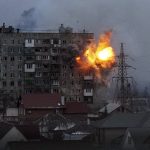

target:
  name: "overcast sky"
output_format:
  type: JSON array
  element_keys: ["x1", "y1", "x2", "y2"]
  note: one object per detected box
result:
[{"x1": 0, "y1": 0, "x2": 150, "y2": 90}]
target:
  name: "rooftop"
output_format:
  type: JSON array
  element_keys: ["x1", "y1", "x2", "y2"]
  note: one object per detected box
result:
[
  {"x1": 93, "y1": 112, "x2": 150, "y2": 128},
  {"x1": 99, "y1": 102, "x2": 121, "y2": 114},
  {"x1": 22, "y1": 93, "x2": 63, "y2": 109},
  {"x1": 65, "y1": 102, "x2": 89, "y2": 114}
]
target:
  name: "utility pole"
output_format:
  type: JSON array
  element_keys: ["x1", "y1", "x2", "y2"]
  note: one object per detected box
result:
[{"x1": 113, "y1": 43, "x2": 134, "y2": 111}]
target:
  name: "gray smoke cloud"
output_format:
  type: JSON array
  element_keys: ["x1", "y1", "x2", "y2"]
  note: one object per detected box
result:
[
  {"x1": 0, "y1": 0, "x2": 150, "y2": 92},
  {"x1": 17, "y1": 7, "x2": 37, "y2": 29}
]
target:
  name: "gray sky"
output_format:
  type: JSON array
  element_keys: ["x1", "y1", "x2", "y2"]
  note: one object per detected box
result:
[{"x1": 0, "y1": 0, "x2": 150, "y2": 89}]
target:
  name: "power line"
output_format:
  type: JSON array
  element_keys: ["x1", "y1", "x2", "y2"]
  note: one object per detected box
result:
[{"x1": 113, "y1": 43, "x2": 134, "y2": 111}]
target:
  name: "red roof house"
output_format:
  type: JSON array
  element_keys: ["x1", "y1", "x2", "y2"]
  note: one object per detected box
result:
[
  {"x1": 21, "y1": 93, "x2": 65, "y2": 120},
  {"x1": 64, "y1": 102, "x2": 89, "y2": 114}
]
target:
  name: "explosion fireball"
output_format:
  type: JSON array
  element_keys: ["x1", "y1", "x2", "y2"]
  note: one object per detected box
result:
[{"x1": 76, "y1": 31, "x2": 116, "y2": 82}]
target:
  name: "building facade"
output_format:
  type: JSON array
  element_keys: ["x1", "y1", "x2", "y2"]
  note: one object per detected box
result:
[{"x1": 0, "y1": 23, "x2": 94, "y2": 105}]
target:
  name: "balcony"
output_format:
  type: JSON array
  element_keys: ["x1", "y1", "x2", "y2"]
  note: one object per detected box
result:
[
  {"x1": 84, "y1": 89, "x2": 93, "y2": 96},
  {"x1": 51, "y1": 80, "x2": 60, "y2": 86},
  {"x1": 84, "y1": 75, "x2": 93, "y2": 80},
  {"x1": 25, "y1": 39, "x2": 35, "y2": 47}
]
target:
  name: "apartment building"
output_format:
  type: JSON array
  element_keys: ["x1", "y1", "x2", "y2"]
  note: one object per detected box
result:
[{"x1": 0, "y1": 23, "x2": 94, "y2": 105}]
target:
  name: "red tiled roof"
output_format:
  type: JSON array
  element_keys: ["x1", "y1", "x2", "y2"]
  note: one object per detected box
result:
[
  {"x1": 22, "y1": 93, "x2": 62, "y2": 108},
  {"x1": 65, "y1": 102, "x2": 89, "y2": 114}
]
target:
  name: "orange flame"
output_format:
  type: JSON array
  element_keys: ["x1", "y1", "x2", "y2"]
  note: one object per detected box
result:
[{"x1": 76, "y1": 31, "x2": 116, "y2": 81}]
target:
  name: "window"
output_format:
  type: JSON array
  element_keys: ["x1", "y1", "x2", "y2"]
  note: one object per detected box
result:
[
  {"x1": 10, "y1": 73, "x2": 14, "y2": 78},
  {"x1": 18, "y1": 65, "x2": 22, "y2": 69},
  {"x1": 3, "y1": 56, "x2": 7, "y2": 61},
  {"x1": 3, "y1": 73, "x2": 7, "y2": 77},
  {"x1": 35, "y1": 72, "x2": 42, "y2": 77},
  {"x1": 3, "y1": 65, "x2": 7, "y2": 70},
  {"x1": 28, "y1": 39, "x2": 32, "y2": 43},
  {"x1": 27, "y1": 110, "x2": 32, "y2": 114},
  {"x1": 63, "y1": 65, "x2": 66, "y2": 69},
  {"x1": 78, "y1": 97, "x2": 81, "y2": 101},
  {"x1": 18, "y1": 56, "x2": 22, "y2": 61},
  {"x1": 36, "y1": 56, "x2": 41, "y2": 60},
  {"x1": 53, "y1": 88, "x2": 59, "y2": 93},
  {"x1": 35, "y1": 48, "x2": 40, "y2": 52},
  {"x1": 43, "y1": 39, "x2": 50, "y2": 44},
  {"x1": 53, "y1": 80, "x2": 59, "y2": 85},
  {"x1": 25, "y1": 89, "x2": 32, "y2": 94},
  {"x1": 18, "y1": 48, "x2": 21, "y2": 53},
  {"x1": 44, "y1": 48, "x2": 48, "y2": 52},
  {"x1": 85, "y1": 89, "x2": 92, "y2": 92},
  {"x1": 12, "y1": 40, "x2": 15, "y2": 44},
  {"x1": 53, "y1": 39, "x2": 59, "y2": 44},
  {"x1": 26, "y1": 56, "x2": 34, "y2": 60},
  {"x1": 36, "y1": 39, "x2": 41, "y2": 44},
  {"x1": 26, "y1": 64, "x2": 33, "y2": 69},
  {"x1": 62, "y1": 40, "x2": 66, "y2": 44},
  {"x1": 36, "y1": 64, "x2": 42, "y2": 68},
  {"x1": 84, "y1": 96, "x2": 93, "y2": 103},
  {"x1": 18, "y1": 81, "x2": 22, "y2": 86},
  {"x1": 3, "y1": 40, "x2": 6, "y2": 44},
  {"x1": 52, "y1": 49, "x2": 58, "y2": 53},
  {"x1": 10, "y1": 57, "x2": 15, "y2": 61},
  {"x1": 19, "y1": 72, "x2": 22, "y2": 78},
  {"x1": 3, "y1": 81, "x2": 6, "y2": 87},
  {"x1": 10, "y1": 48, "x2": 14, "y2": 53},
  {"x1": 42, "y1": 55, "x2": 49, "y2": 60},
  {"x1": 10, "y1": 65, "x2": 14, "y2": 70},
  {"x1": 10, "y1": 81, "x2": 14, "y2": 86}
]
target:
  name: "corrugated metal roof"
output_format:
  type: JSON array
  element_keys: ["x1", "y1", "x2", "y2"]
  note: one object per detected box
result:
[
  {"x1": 93, "y1": 112, "x2": 150, "y2": 128},
  {"x1": 99, "y1": 103, "x2": 121, "y2": 114}
]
